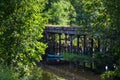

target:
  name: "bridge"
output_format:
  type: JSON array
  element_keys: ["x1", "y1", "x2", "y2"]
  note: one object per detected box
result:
[{"x1": 44, "y1": 25, "x2": 102, "y2": 55}]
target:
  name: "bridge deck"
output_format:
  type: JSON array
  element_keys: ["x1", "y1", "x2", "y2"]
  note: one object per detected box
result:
[{"x1": 45, "y1": 25, "x2": 92, "y2": 35}]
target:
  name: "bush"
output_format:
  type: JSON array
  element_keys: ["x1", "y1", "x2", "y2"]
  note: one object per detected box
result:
[
  {"x1": 0, "y1": 64, "x2": 65, "y2": 80},
  {"x1": 0, "y1": 64, "x2": 43, "y2": 80},
  {"x1": 62, "y1": 52, "x2": 92, "y2": 62},
  {"x1": 0, "y1": 65, "x2": 20, "y2": 80},
  {"x1": 93, "y1": 52, "x2": 114, "y2": 73},
  {"x1": 0, "y1": 0, "x2": 47, "y2": 68},
  {"x1": 101, "y1": 71, "x2": 115, "y2": 80}
]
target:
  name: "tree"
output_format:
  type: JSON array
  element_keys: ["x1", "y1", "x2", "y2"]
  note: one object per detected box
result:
[
  {"x1": 103, "y1": 0, "x2": 120, "y2": 78},
  {"x1": 78, "y1": 0, "x2": 120, "y2": 79},
  {"x1": 0, "y1": 0, "x2": 47, "y2": 69},
  {"x1": 69, "y1": 0, "x2": 85, "y2": 25},
  {"x1": 47, "y1": 0, "x2": 76, "y2": 25}
]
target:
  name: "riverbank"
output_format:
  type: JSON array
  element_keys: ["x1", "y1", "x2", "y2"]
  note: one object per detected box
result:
[{"x1": 41, "y1": 64, "x2": 101, "y2": 80}]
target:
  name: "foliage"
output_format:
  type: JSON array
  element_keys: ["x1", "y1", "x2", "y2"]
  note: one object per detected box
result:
[
  {"x1": 62, "y1": 52, "x2": 79, "y2": 61},
  {"x1": 0, "y1": 0, "x2": 119, "y2": 79},
  {"x1": 0, "y1": 64, "x2": 64, "y2": 80},
  {"x1": 0, "y1": 0, "x2": 47, "y2": 74},
  {"x1": 0, "y1": 65, "x2": 20, "y2": 80},
  {"x1": 114, "y1": 63, "x2": 120, "y2": 78},
  {"x1": 93, "y1": 52, "x2": 115, "y2": 73},
  {"x1": 69, "y1": 0, "x2": 86, "y2": 25},
  {"x1": 62, "y1": 52, "x2": 93, "y2": 62},
  {"x1": 101, "y1": 71, "x2": 115, "y2": 80},
  {"x1": 102, "y1": 0, "x2": 120, "y2": 78},
  {"x1": 47, "y1": 0, "x2": 76, "y2": 25},
  {"x1": 74, "y1": 0, "x2": 120, "y2": 79}
]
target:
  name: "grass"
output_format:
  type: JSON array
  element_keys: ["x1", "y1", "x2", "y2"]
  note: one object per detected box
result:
[{"x1": 61, "y1": 52, "x2": 93, "y2": 62}]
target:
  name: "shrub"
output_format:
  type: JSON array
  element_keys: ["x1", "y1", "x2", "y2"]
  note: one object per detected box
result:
[
  {"x1": 0, "y1": 65, "x2": 20, "y2": 80},
  {"x1": 93, "y1": 52, "x2": 114, "y2": 73},
  {"x1": 0, "y1": 0, "x2": 47, "y2": 77},
  {"x1": 101, "y1": 71, "x2": 115, "y2": 80}
]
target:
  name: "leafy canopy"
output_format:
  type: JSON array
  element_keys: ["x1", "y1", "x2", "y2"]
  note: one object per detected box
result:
[
  {"x1": 0, "y1": 0, "x2": 47, "y2": 68},
  {"x1": 47, "y1": 0, "x2": 76, "y2": 25}
]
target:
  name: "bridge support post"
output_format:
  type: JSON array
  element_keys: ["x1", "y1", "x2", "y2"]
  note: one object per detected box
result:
[
  {"x1": 65, "y1": 34, "x2": 68, "y2": 52},
  {"x1": 59, "y1": 34, "x2": 61, "y2": 53},
  {"x1": 77, "y1": 35, "x2": 80, "y2": 54},
  {"x1": 45, "y1": 32, "x2": 48, "y2": 43},
  {"x1": 91, "y1": 36, "x2": 94, "y2": 55},
  {"x1": 98, "y1": 37, "x2": 100, "y2": 52},
  {"x1": 51, "y1": 33, "x2": 55, "y2": 53},
  {"x1": 45, "y1": 32, "x2": 49, "y2": 53},
  {"x1": 69, "y1": 35, "x2": 73, "y2": 53},
  {"x1": 83, "y1": 35, "x2": 86, "y2": 54}
]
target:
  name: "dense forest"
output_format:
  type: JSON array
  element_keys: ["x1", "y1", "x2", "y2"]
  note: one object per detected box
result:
[{"x1": 0, "y1": 0, "x2": 120, "y2": 80}]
